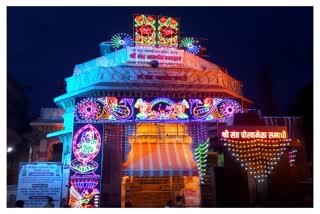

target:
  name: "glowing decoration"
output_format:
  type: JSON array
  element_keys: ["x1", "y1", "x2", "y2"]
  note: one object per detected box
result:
[
  {"x1": 134, "y1": 97, "x2": 190, "y2": 122},
  {"x1": 181, "y1": 37, "x2": 201, "y2": 54},
  {"x1": 219, "y1": 100, "x2": 242, "y2": 118},
  {"x1": 189, "y1": 98, "x2": 242, "y2": 121},
  {"x1": 220, "y1": 126, "x2": 290, "y2": 182},
  {"x1": 69, "y1": 179, "x2": 100, "y2": 208},
  {"x1": 75, "y1": 99, "x2": 103, "y2": 121},
  {"x1": 134, "y1": 14, "x2": 156, "y2": 46},
  {"x1": 104, "y1": 97, "x2": 134, "y2": 120},
  {"x1": 221, "y1": 130, "x2": 287, "y2": 139},
  {"x1": 157, "y1": 16, "x2": 179, "y2": 48},
  {"x1": 110, "y1": 33, "x2": 133, "y2": 50},
  {"x1": 288, "y1": 149, "x2": 297, "y2": 166},
  {"x1": 69, "y1": 123, "x2": 104, "y2": 208},
  {"x1": 70, "y1": 124, "x2": 102, "y2": 177},
  {"x1": 75, "y1": 97, "x2": 134, "y2": 122},
  {"x1": 194, "y1": 139, "x2": 209, "y2": 184}
]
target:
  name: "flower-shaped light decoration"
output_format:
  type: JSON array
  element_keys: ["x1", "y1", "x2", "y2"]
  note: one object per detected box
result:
[
  {"x1": 110, "y1": 33, "x2": 134, "y2": 50},
  {"x1": 181, "y1": 37, "x2": 201, "y2": 54},
  {"x1": 75, "y1": 99, "x2": 103, "y2": 121},
  {"x1": 157, "y1": 16, "x2": 179, "y2": 48},
  {"x1": 134, "y1": 15, "x2": 156, "y2": 46},
  {"x1": 218, "y1": 99, "x2": 242, "y2": 118}
]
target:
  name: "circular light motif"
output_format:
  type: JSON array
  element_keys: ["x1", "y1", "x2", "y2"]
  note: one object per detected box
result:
[
  {"x1": 219, "y1": 100, "x2": 242, "y2": 118},
  {"x1": 181, "y1": 37, "x2": 201, "y2": 54},
  {"x1": 75, "y1": 99, "x2": 103, "y2": 121},
  {"x1": 111, "y1": 33, "x2": 134, "y2": 50}
]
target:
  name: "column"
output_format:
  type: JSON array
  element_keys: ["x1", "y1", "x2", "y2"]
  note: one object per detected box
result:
[{"x1": 58, "y1": 132, "x2": 72, "y2": 207}]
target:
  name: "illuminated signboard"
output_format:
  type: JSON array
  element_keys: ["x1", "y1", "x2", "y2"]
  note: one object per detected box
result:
[
  {"x1": 134, "y1": 97, "x2": 190, "y2": 122},
  {"x1": 157, "y1": 16, "x2": 179, "y2": 48},
  {"x1": 69, "y1": 123, "x2": 104, "y2": 208},
  {"x1": 74, "y1": 97, "x2": 134, "y2": 122},
  {"x1": 220, "y1": 126, "x2": 288, "y2": 140},
  {"x1": 134, "y1": 14, "x2": 156, "y2": 46},
  {"x1": 126, "y1": 46, "x2": 184, "y2": 66},
  {"x1": 189, "y1": 98, "x2": 242, "y2": 122}
]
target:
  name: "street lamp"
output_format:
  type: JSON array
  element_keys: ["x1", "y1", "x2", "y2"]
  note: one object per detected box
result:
[{"x1": 7, "y1": 146, "x2": 14, "y2": 153}]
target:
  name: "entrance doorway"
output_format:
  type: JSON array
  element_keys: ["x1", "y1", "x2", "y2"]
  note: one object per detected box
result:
[{"x1": 122, "y1": 176, "x2": 200, "y2": 208}]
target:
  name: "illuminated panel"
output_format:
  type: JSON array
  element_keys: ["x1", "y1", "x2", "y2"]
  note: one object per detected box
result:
[
  {"x1": 134, "y1": 97, "x2": 190, "y2": 122},
  {"x1": 157, "y1": 16, "x2": 179, "y2": 48},
  {"x1": 189, "y1": 98, "x2": 242, "y2": 122},
  {"x1": 70, "y1": 124, "x2": 103, "y2": 179},
  {"x1": 74, "y1": 97, "x2": 134, "y2": 122},
  {"x1": 69, "y1": 179, "x2": 100, "y2": 208},
  {"x1": 134, "y1": 14, "x2": 156, "y2": 46},
  {"x1": 69, "y1": 123, "x2": 104, "y2": 208}
]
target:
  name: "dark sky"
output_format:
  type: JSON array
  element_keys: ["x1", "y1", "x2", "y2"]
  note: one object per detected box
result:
[{"x1": 7, "y1": 7, "x2": 313, "y2": 118}]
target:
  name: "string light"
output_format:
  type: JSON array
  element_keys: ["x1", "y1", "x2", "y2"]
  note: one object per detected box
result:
[
  {"x1": 194, "y1": 139, "x2": 209, "y2": 184},
  {"x1": 222, "y1": 138, "x2": 291, "y2": 183}
]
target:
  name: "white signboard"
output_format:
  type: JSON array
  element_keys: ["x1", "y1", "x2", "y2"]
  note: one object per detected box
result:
[
  {"x1": 127, "y1": 46, "x2": 184, "y2": 65},
  {"x1": 16, "y1": 162, "x2": 62, "y2": 208}
]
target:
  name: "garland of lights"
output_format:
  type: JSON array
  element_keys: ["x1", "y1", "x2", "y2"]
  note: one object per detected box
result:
[
  {"x1": 222, "y1": 138, "x2": 291, "y2": 183},
  {"x1": 110, "y1": 33, "x2": 134, "y2": 50},
  {"x1": 157, "y1": 16, "x2": 179, "y2": 48},
  {"x1": 194, "y1": 139, "x2": 209, "y2": 184},
  {"x1": 181, "y1": 37, "x2": 201, "y2": 54}
]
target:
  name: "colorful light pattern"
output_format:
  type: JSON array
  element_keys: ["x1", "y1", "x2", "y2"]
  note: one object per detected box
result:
[
  {"x1": 69, "y1": 180, "x2": 100, "y2": 208},
  {"x1": 194, "y1": 139, "x2": 209, "y2": 184},
  {"x1": 75, "y1": 97, "x2": 242, "y2": 123},
  {"x1": 104, "y1": 97, "x2": 134, "y2": 120},
  {"x1": 110, "y1": 33, "x2": 133, "y2": 50},
  {"x1": 181, "y1": 37, "x2": 201, "y2": 54},
  {"x1": 134, "y1": 97, "x2": 189, "y2": 121},
  {"x1": 71, "y1": 124, "x2": 101, "y2": 177},
  {"x1": 219, "y1": 100, "x2": 242, "y2": 118},
  {"x1": 222, "y1": 138, "x2": 291, "y2": 183},
  {"x1": 75, "y1": 97, "x2": 134, "y2": 122},
  {"x1": 157, "y1": 16, "x2": 179, "y2": 48},
  {"x1": 190, "y1": 98, "x2": 242, "y2": 121},
  {"x1": 76, "y1": 99, "x2": 103, "y2": 120},
  {"x1": 134, "y1": 14, "x2": 156, "y2": 46}
]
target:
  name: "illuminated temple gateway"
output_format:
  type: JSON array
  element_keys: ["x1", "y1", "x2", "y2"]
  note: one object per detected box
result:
[{"x1": 44, "y1": 15, "x2": 306, "y2": 208}]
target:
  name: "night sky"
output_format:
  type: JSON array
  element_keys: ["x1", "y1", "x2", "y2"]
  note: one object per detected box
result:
[{"x1": 7, "y1": 7, "x2": 313, "y2": 118}]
